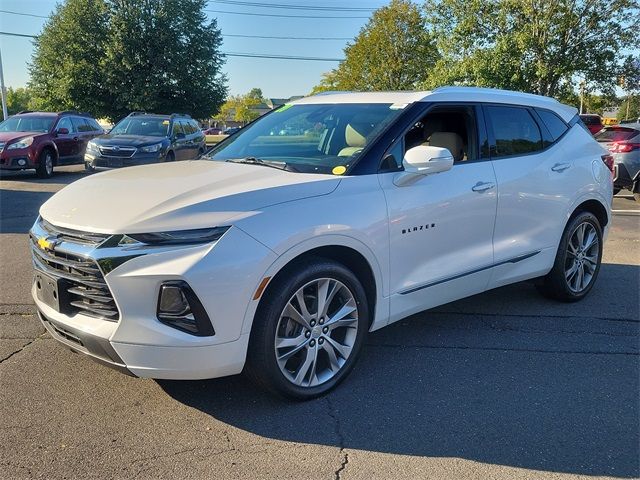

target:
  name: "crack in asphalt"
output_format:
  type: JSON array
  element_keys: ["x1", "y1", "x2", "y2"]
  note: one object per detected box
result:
[
  {"x1": 326, "y1": 396, "x2": 349, "y2": 480},
  {"x1": 0, "y1": 334, "x2": 45, "y2": 363},
  {"x1": 433, "y1": 310, "x2": 639, "y2": 323},
  {"x1": 366, "y1": 343, "x2": 639, "y2": 355}
]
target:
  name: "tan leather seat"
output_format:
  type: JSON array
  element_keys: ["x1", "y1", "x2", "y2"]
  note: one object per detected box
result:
[
  {"x1": 338, "y1": 123, "x2": 374, "y2": 157},
  {"x1": 426, "y1": 132, "x2": 465, "y2": 162}
]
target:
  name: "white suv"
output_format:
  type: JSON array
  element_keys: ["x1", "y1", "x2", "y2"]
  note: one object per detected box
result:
[{"x1": 31, "y1": 87, "x2": 613, "y2": 399}]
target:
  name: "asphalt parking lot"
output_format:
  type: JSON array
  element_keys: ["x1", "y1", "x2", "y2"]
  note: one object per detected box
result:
[{"x1": 1, "y1": 166, "x2": 638, "y2": 480}]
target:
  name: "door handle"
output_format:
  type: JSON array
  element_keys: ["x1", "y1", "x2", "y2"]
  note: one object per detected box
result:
[
  {"x1": 551, "y1": 162, "x2": 571, "y2": 172},
  {"x1": 472, "y1": 181, "x2": 495, "y2": 192},
  {"x1": 73, "y1": 137, "x2": 79, "y2": 142}
]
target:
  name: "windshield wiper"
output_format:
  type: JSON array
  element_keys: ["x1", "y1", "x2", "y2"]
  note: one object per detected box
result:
[{"x1": 226, "y1": 157, "x2": 292, "y2": 171}]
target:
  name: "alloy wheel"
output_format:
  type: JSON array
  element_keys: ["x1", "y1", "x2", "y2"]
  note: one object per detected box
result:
[
  {"x1": 274, "y1": 278, "x2": 359, "y2": 388},
  {"x1": 564, "y1": 221, "x2": 600, "y2": 293},
  {"x1": 45, "y1": 154, "x2": 53, "y2": 176}
]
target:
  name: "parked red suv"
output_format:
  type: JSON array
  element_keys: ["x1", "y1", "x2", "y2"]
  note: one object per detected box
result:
[{"x1": 0, "y1": 111, "x2": 104, "y2": 178}]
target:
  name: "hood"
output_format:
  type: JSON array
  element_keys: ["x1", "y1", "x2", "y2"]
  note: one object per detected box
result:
[
  {"x1": 0, "y1": 131, "x2": 42, "y2": 143},
  {"x1": 92, "y1": 134, "x2": 168, "y2": 147},
  {"x1": 40, "y1": 160, "x2": 340, "y2": 234}
]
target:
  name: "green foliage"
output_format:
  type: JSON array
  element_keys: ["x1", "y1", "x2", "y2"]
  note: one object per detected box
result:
[
  {"x1": 213, "y1": 88, "x2": 264, "y2": 125},
  {"x1": 422, "y1": 0, "x2": 640, "y2": 97},
  {"x1": 617, "y1": 96, "x2": 640, "y2": 121},
  {"x1": 28, "y1": 0, "x2": 227, "y2": 121},
  {"x1": 312, "y1": 0, "x2": 438, "y2": 92},
  {"x1": 29, "y1": 0, "x2": 111, "y2": 115},
  {"x1": 5, "y1": 87, "x2": 37, "y2": 115}
]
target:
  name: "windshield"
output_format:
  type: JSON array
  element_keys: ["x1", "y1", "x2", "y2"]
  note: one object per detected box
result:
[
  {"x1": 110, "y1": 117, "x2": 169, "y2": 137},
  {"x1": 0, "y1": 116, "x2": 54, "y2": 133},
  {"x1": 206, "y1": 103, "x2": 406, "y2": 174},
  {"x1": 595, "y1": 127, "x2": 639, "y2": 143}
]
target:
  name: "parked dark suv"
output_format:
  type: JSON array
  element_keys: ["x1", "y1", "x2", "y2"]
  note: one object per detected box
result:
[
  {"x1": 0, "y1": 111, "x2": 104, "y2": 178},
  {"x1": 85, "y1": 112, "x2": 206, "y2": 170}
]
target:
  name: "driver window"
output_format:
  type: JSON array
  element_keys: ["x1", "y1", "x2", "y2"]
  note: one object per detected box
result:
[{"x1": 404, "y1": 106, "x2": 478, "y2": 163}]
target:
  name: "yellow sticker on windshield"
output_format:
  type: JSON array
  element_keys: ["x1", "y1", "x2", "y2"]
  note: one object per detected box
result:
[
  {"x1": 332, "y1": 166, "x2": 346, "y2": 175},
  {"x1": 162, "y1": 120, "x2": 169, "y2": 125}
]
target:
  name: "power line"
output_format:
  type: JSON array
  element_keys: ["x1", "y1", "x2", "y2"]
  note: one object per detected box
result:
[
  {"x1": 0, "y1": 10, "x2": 48, "y2": 19},
  {"x1": 0, "y1": 30, "x2": 350, "y2": 42},
  {"x1": 205, "y1": 9, "x2": 368, "y2": 19},
  {"x1": 209, "y1": 0, "x2": 375, "y2": 11},
  {"x1": 225, "y1": 33, "x2": 351, "y2": 40},
  {"x1": 0, "y1": 31, "x2": 344, "y2": 61}
]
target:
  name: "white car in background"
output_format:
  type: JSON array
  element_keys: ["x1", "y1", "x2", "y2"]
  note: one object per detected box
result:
[{"x1": 30, "y1": 87, "x2": 613, "y2": 399}]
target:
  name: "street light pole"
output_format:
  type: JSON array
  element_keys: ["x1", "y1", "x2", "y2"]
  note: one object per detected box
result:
[{"x1": 0, "y1": 47, "x2": 8, "y2": 120}]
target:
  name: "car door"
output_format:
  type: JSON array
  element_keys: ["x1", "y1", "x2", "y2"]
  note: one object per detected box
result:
[
  {"x1": 484, "y1": 104, "x2": 579, "y2": 289},
  {"x1": 171, "y1": 121, "x2": 188, "y2": 160},
  {"x1": 52, "y1": 116, "x2": 77, "y2": 163},
  {"x1": 379, "y1": 104, "x2": 498, "y2": 323},
  {"x1": 71, "y1": 117, "x2": 94, "y2": 161}
]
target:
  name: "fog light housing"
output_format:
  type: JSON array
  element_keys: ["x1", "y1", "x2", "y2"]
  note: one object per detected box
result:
[
  {"x1": 157, "y1": 281, "x2": 214, "y2": 336},
  {"x1": 17, "y1": 159, "x2": 27, "y2": 166}
]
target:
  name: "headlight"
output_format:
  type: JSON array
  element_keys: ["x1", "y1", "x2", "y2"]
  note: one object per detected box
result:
[
  {"x1": 125, "y1": 226, "x2": 230, "y2": 245},
  {"x1": 7, "y1": 137, "x2": 34, "y2": 149},
  {"x1": 140, "y1": 142, "x2": 163, "y2": 153}
]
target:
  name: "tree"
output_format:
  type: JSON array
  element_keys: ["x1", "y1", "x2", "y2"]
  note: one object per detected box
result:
[
  {"x1": 29, "y1": 0, "x2": 111, "y2": 116},
  {"x1": 6, "y1": 87, "x2": 36, "y2": 115},
  {"x1": 29, "y1": 0, "x2": 227, "y2": 120},
  {"x1": 212, "y1": 89, "x2": 265, "y2": 125},
  {"x1": 312, "y1": 0, "x2": 438, "y2": 92},
  {"x1": 105, "y1": 0, "x2": 226, "y2": 120},
  {"x1": 423, "y1": 0, "x2": 640, "y2": 97}
]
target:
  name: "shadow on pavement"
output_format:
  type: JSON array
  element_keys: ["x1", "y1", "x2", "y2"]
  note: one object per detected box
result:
[{"x1": 160, "y1": 263, "x2": 640, "y2": 478}]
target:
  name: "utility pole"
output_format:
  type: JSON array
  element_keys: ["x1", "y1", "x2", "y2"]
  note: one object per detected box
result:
[
  {"x1": 579, "y1": 80, "x2": 586, "y2": 114},
  {"x1": 0, "y1": 47, "x2": 7, "y2": 120}
]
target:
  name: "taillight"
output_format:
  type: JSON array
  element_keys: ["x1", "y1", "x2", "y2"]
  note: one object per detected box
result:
[
  {"x1": 601, "y1": 154, "x2": 614, "y2": 178},
  {"x1": 609, "y1": 142, "x2": 640, "y2": 153}
]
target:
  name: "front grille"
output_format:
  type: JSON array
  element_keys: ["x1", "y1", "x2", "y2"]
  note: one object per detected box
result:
[
  {"x1": 30, "y1": 229, "x2": 119, "y2": 321},
  {"x1": 98, "y1": 146, "x2": 136, "y2": 158},
  {"x1": 40, "y1": 218, "x2": 109, "y2": 246}
]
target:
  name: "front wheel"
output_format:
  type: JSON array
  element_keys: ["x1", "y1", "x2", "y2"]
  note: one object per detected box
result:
[
  {"x1": 536, "y1": 211, "x2": 603, "y2": 302},
  {"x1": 35, "y1": 150, "x2": 54, "y2": 178},
  {"x1": 245, "y1": 258, "x2": 369, "y2": 399}
]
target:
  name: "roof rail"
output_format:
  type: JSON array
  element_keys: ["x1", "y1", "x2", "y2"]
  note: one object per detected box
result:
[
  {"x1": 170, "y1": 113, "x2": 191, "y2": 118},
  {"x1": 58, "y1": 110, "x2": 93, "y2": 117},
  {"x1": 16, "y1": 110, "x2": 33, "y2": 114},
  {"x1": 313, "y1": 90, "x2": 353, "y2": 96},
  {"x1": 128, "y1": 111, "x2": 147, "y2": 116}
]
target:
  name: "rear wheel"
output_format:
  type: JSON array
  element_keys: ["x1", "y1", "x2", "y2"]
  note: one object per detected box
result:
[
  {"x1": 165, "y1": 151, "x2": 175, "y2": 162},
  {"x1": 35, "y1": 149, "x2": 54, "y2": 178},
  {"x1": 245, "y1": 258, "x2": 369, "y2": 400},
  {"x1": 536, "y1": 211, "x2": 603, "y2": 302}
]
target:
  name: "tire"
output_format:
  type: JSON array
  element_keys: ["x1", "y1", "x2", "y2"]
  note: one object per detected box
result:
[
  {"x1": 165, "y1": 151, "x2": 175, "y2": 162},
  {"x1": 612, "y1": 188, "x2": 621, "y2": 196},
  {"x1": 245, "y1": 258, "x2": 369, "y2": 400},
  {"x1": 35, "y1": 149, "x2": 54, "y2": 178},
  {"x1": 536, "y1": 211, "x2": 603, "y2": 302}
]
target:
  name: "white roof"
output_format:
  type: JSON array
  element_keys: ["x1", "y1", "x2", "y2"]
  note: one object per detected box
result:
[{"x1": 292, "y1": 86, "x2": 577, "y2": 122}]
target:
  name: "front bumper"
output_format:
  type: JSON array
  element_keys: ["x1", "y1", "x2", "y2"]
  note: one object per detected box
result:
[
  {"x1": 30, "y1": 220, "x2": 277, "y2": 379},
  {"x1": 0, "y1": 149, "x2": 36, "y2": 169},
  {"x1": 85, "y1": 151, "x2": 166, "y2": 169}
]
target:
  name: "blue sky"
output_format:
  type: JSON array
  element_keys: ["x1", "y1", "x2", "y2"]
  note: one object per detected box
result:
[{"x1": 0, "y1": 0, "x2": 388, "y2": 98}]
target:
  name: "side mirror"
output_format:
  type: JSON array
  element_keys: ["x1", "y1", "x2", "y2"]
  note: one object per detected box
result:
[
  {"x1": 395, "y1": 145, "x2": 454, "y2": 186},
  {"x1": 56, "y1": 127, "x2": 69, "y2": 135}
]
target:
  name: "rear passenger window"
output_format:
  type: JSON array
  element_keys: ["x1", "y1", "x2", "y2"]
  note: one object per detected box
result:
[
  {"x1": 72, "y1": 117, "x2": 92, "y2": 132},
  {"x1": 537, "y1": 109, "x2": 568, "y2": 141},
  {"x1": 486, "y1": 106, "x2": 542, "y2": 157}
]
